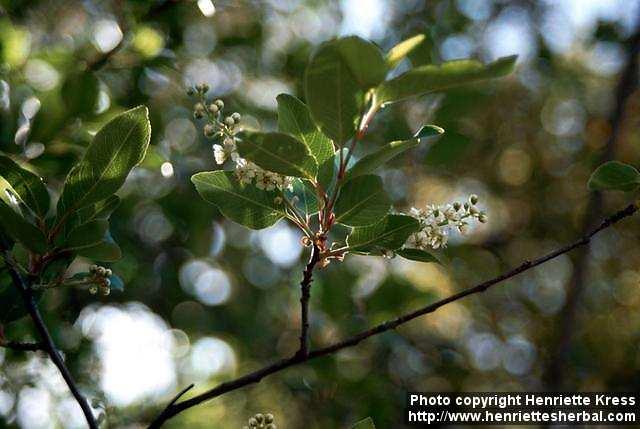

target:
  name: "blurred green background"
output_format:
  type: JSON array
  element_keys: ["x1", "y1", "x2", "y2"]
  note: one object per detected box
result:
[{"x1": 2, "y1": 0, "x2": 640, "y2": 427}]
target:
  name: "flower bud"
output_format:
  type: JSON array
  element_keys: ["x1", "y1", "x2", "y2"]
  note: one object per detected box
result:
[
  {"x1": 453, "y1": 202, "x2": 461, "y2": 211},
  {"x1": 89, "y1": 285, "x2": 98, "y2": 295},
  {"x1": 209, "y1": 104, "x2": 219, "y2": 114},
  {"x1": 105, "y1": 269, "x2": 113, "y2": 277},
  {"x1": 97, "y1": 266, "x2": 106, "y2": 276},
  {"x1": 265, "y1": 424, "x2": 276, "y2": 429},
  {"x1": 255, "y1": 414, "x2": 264, "y2": 423},
  {"x1": 265, "y1": 414, "x2": 274, "y2": 423},
  {"x1": 479, "y1": 213, "x2": 488, "y2": 223},
  {"x1": 224, "y1": 116, "x2": 235, "y2": 127},
  {"x1": 214, "y1": 99, "x2": 224, "y2": 109},
  {"x1": 204, "y1": 124, "x2": 216, "y2": 138},
  {"x1": 231, "y1": 112, "x2": 241, "y2": 123},
  {"x1": 196, "y1": 83, "x2": 210, "y2": 93},
  {"x1": 90, "y1": 265, "x2": 98, "y2": 273},
  {"x1": 186, "y1": 87, "x2": 195, "y2": 96},
  {"x1": 101, "y1": 286, "x2": 111, "y2": 296},
  {"x1": 469, "y1": 194, "x2": 478, "y2": 205},
  {"x1": 248, "y1": 417, "x2": 258, "y2": 427}
]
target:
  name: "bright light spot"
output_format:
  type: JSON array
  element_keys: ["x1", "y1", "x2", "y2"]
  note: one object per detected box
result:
[
  {"x1": 160, "y1": 161, "x2": 174, "y2": 178},
  {"x1": 17, "y1": 387, "x2": 52, "y2": 429},
  {"x1": 340, "y1": 0, "x2": 389, "y2": 40},
  {"x1": 198, "y1": 0, "x2": 216, "y2": 17},
  {"x1": 79, "y1": 304, "x2": 177, "y2": 407},
  {"x1": 257, "y1": 222, "x2": 302, "y2": 267},
  {"x1": 93, "y1": 19, "x2": 123, "y2": 53},
  {"x1": 180, "y1": 260, "x2": 233, "y2": 306},
  {"x1": 133, "y1": 26, "x2": 165, "y2": 58},
  {"x1": 96, "y1": 90, "x2": 110, "y2": 114},
  {"x1": 164, "y1": 117, "x2": 196, "y2": 152},
  {"x1": 502, "y1": 336, "x2": 536, "y2": 375},
  {"x1": 466, "y1": 332, "x2": 502, "y2": 371},
  {"x1": 187, "y1": 337, "x2": 236, "y2": 381},
  {"x1": 483, "y1": 7, "x2": 536, "y2": 62},
  {"x1": 21, "y1": 96, "x2": 40, "y2": 120},
  {"x1": 24, "y1": 60, "x2": 60, "y2": 91},
  {"x1": 243, "y1": 77, "x2": 291, "y2": 110}
]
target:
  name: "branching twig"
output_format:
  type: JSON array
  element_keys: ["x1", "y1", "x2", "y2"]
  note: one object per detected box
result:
[
  {"x1": 147, "y1": 203, "x2": 638, "y2": 428},
  {"x1": 0, "y1": 240, "x2": 98, "y2": 429}
]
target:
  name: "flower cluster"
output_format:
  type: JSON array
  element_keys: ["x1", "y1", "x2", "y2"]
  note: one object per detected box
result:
[
  {"x1": 88, "y1": 265, "x2": 112, "y2": 296},
  {"x1": 188, "y1": 83, "x2": 293, "y2": 191},
  {"x1": 243, "y1": 413, "x2": 276, "y2": 429},
  {"x1": 405, "y1": 194, "x2": 487, "y2": 250}
]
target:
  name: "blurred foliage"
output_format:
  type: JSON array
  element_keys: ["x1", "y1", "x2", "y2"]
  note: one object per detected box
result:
[{"x1": 1, "y1": 0, "x2": 640, "y2": 428}]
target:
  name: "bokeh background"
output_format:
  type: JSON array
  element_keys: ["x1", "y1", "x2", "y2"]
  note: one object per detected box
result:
[{"x1": 2, "y1": 0, "x2": 640, "y2": 427}]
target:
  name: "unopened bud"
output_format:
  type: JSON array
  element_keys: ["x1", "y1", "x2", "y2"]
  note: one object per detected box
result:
[
  {"x1": 186, "y1": 87, "x2": 195, "y2": 96},
  {"x1": 214, "y1": 99, "x2": 224, "y2": 109},
  {"x1": 196, "y1": 83, "x2": 209, "y2": 93},
  {"x1": 469, "y1": 194, "x2": 478, "y2": 205},
  {"x1": 265, "y1": 414, "x2": 274, "y2": 423},
  {"x1": 453, "y1": 202, "x2": 461, "y2": 211},
  {"x1": 255, "y1": 414, "x2": 264, "y2": 423},
  {"x1": 204, "y1": 124, "x2": 216, "y2": 138},
  {"x1": 224, "y1": 116, "x2": 235, "y2": 127},
  {"x1": 209, "y1": 104, "x2": 219, "y2": 114},
  {"x1": 105, "y1": 269, "x2": 112, "y2": 277},
  {"x1": 89, "y1": 285, "x2": 98, "y2": 295},
  {"x1": 231, "y1": 112, "x2": 241, "y2": 123}
]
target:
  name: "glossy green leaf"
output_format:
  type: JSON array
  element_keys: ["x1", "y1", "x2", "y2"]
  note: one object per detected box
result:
[
  {"x1": 276, "y1": 93, "x2": 334, "y2": 167},
  {"x1": 56, "y1": 106, "x2": 151, "y2": 226},
  {"x1": 415, "y1": 124, "x2": 445, "y2": 139},
  {"x1": 397, "y1": 248, "x2": 441, "y2": 264},
  {"x1": 386, "y1": 34, "x2": 426, "y2": 69},
  {"x1": 347, "y1": 214, "x2": 419, "y2": 252},
  {"x1": 347, "y1": 139, "x2": 423, "y2": 179},
  {"x1": 288, "y1": 179, "x2": 319, "y2": 216},
  {"x1": 351, "y1": 417, "x2": 376, "y2": 429},
  {"x1": 304, "y1": 39, "x2": 364, "y2": 144},
  {"x1": 192, "y1": 171, "x2": 285, "y2": 230},
  {"x1": 0, "y1": 155, "x2": 50, "y2": 218},
  {"x1": 65, "y1": 219, "x2": 109, "y2": 250},
  {"x1": 77, "y1": 234, "x2": 122, "y2": 262},
  {"x1": 237, "y1": 132, "x2": 318, "y2": 180},
  {"x1": 588, "y1": 161, "x2": 640, "y2": 192},
  {"x1": 335, "y1": 36, "x2": 387, "y2": 88},
  {"x1": 61, "y1": 71, "x2": 100, "y2": 117},
  {"x1": 334, "y1": 175, "x2": 390, "y2": 226},
  {"x1": 373, "y1": 55, "x2": 517, "y2": 107},
  {"x1": 0, "y1": 200, "x2": 47, "y2": 253}
]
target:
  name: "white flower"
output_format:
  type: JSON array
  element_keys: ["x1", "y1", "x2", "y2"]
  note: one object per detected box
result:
[{"x1": 213, "y1": 144, "x2": 226, "y2": 164}]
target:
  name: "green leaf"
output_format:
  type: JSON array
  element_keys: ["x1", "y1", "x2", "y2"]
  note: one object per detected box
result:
[
  {"x1": 0, "y1": 200, "x2": 47, "y2": 253},
  {"x1": 288, "y1": 179, "x2": 319, "y2": 216},
  {"x1": 0, "y1": 155, "x2": 50, "y2": 218},
  {"x1": 61, "y1": 71, "x2": 100, "y2": 118},
  {"x1": 334, "y1": 175, "x2": 390, "y2": 226},
  {"x1": 77, "y1": 234, "x2": 122, "y2": 262},
  {"x1": 348, "y1": 140, "x2": 421, "y2": 180},
  {"x1": 304, "y1": 39, "x2": 365, "y2": 145},
  {"x1": 334, "y1": 36, "x2": 387, "y2": 89},
  {"x1": 397, "y1": 248, "x2": 441, "y2": 264},
  {"x1": 66, "y1": 195, "x2": 120, "y2": 234},
  {"x1": 588, "y1": 161, "x2": 640, "y2": 192},
  {"x1": 109, "y1": 274, "x2": 125, "y2": 292},
  {"x1": 192, "y1": 171, "x2": 285, "y2": 230},
  {"x1": 415, "y1": 124, "x2": 445, "y2": 139},
  {"x1": 56, "y1": 106, "x2": 151, "y2": 227},
  {"x1": 65, "y1": 219, "x2": 109, "y2": 250},
  {"x1": 373, "y1": 55, "x2": 517, "y2": 107},
  {"x1": 347, "y1": 214, "x2": 419, "y2": 252},
  {"x1": 386, "y1": 34, "x2": 426, "y2": 69},
  {"x1": 276, "y1": 94, "x2": 334, "y2": 167},
  {"x1": 351, "y1": 417, "x2": 376, "y2": 429},
  {"x1": 236, "y1": 132, "x2": 318, "y2": 180}
]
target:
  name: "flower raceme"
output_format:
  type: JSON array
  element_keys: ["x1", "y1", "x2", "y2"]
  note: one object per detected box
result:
[
  {"x1": 404, "y1": 195, "x2": 487, "y2": 251},
  {"x1": 190, "y1": 85, "x2": 294, "y2": 192}
]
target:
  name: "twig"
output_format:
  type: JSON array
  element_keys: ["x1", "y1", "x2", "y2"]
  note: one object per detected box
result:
[
  {"x1": 545, "y1": 13, "x2": 640, "y2": 390},
  {"x1": 147, "y1": 203, "x2": 638, "y2": 428},
  {"x1": 296, "y1": 244, "x2": 321, "y2": 358},
  {"x1": 0, "y1": 240, "x2": 98, "y2": 429},
  {"x1": 0, "y1": 340, "x2": 46, "y2": 352}
]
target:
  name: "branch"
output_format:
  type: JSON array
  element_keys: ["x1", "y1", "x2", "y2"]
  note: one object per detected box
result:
[
  {"x1": 296, "y1": 244, "x2": 321, "y2": 358},
  {"x1": 0, "y1": 340, "x2": 46, "y2": 352},
  {"x1": 0, "y1": 241, "x2": 98, "y2": 429},
  {"x1": 147, "y1": 203, "x2": 638, "y2": 428},
  {"x1": 545, "y1": 12, "x2": 640, "y2": 390}
]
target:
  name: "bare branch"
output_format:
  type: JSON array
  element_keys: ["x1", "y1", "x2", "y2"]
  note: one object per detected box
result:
[
  {"x1": 0, "y1": 240, "x2": 98, "y2": 429},
  {"x1": 148, "y1": 203, "x2": 638, "y2": 428},
  {"x1": 296, "y1": 244, "x2": 321, "y2": 358}
]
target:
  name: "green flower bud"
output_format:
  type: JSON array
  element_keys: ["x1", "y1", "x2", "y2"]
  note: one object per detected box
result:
[
  {"x1": 196, "y1": 83, "x2": 210, "y2": 93},
  {"x1": 89, "y1": 285, "x2": 98, "y2": 295},
  {"x1": 265, "y1": 414, "x2": 274, "y2": 423},
  {"x1": 231, "y1": 112, "x2": 241, "y2": 123},
  {"x1": 209, "y1": 104, "x2": 219, "y2": 114},
  {"x1": 214, "y1": 99, "x2": 224, "y2": 109},
  {"x1": 469, "y1": 194, "x2": 479, "y2": 205},
  {"x1": 453, "y1": 202, "x2": 461, "y2": 211},
  {"x1": 248, "y1": 417, "x2": 258, "y2": 427},
  {"x1": 186, "y1": 87, "x2": 195, "y2": 96},
  {"x1": 204, "y1": 124, "x2": 216, "y2": 138},
  {"x1": 224, "y1": 117, "x2": 234, "y2": 127},
  {"x1": 255, "y1": 413, "x2": 264, "y2": 423},
  {"x1": 105, "y1": 268, "x2": 113, "y2": 277}
]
